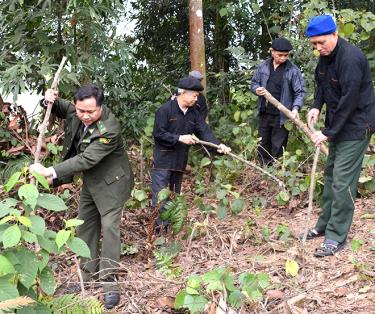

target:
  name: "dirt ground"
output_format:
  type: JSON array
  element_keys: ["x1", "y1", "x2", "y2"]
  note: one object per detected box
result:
[{"x1": 54, "y1": 172, "x2": 375, "y2": 314}]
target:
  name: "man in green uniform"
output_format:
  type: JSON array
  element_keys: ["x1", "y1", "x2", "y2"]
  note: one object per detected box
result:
[
  {"x1": 305, "y1": 15, "x2": 375, "y2": 257},
  {"x1": 30, "y1": 84, "x2": 134, "y2": 308}
]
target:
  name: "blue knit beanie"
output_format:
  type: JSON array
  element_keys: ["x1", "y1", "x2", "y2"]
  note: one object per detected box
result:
[{"x1": 306, "y1": 15, "x2": 337, "y2": 37}]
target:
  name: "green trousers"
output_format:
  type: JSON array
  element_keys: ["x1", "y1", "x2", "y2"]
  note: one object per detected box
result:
[
  {"x1": 78, "y1": 185, "x2": 122, "y2": 293},
  {"x1": 315, "y1": 137, "x2": 370, "y2": 243}
]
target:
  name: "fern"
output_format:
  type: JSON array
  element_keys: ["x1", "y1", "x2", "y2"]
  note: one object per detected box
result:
[
  {"x1": 46, "y1": 294, "x2": 104, "y2": 314},
  {"x1": 160, "y1": 194, "x2": 188, "y2": 234},
  {"x1": 0, "y1": 297, "x2": 35, "y2": 313}
]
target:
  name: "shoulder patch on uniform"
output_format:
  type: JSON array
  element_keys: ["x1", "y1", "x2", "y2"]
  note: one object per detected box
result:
[
  {"x1": 99, "y1": 137, "x2": 111, "y2": 144},
  {"x1": 97, "y1": 120, "x2": 107, "y2": 135}
]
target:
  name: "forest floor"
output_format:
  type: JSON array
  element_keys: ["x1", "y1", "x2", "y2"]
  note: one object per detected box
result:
[{"x1": 53, "y1": 168, "x2": 375, "y2": 314}]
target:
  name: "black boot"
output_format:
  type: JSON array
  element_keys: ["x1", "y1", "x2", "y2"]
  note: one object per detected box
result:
[{"x1": 104, "y1": 292, "x2": 120, "y2": 309}]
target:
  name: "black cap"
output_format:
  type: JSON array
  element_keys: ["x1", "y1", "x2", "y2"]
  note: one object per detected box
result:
[
  {"x1": 271, "y1": 37, "x2": 293, "y2": 52},
  {"x1": 177, "y1": 76, "x2": 203, "y2": 91}
]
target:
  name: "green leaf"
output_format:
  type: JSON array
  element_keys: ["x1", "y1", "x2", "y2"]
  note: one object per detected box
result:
[
  {"x1": 342, "y1": 23, "x2": 355, "y2": 36},
  {"x1": 185, "y1": 286, "x2": 200, "y2": 295},
  {"x1": 228, "y1": 290, "x2": 244, "y2": 308},
  {"x1": 233, "y1": 110, "x2": 241, "y2": 122},
  {"x1": 0, "y1": 216, "x2": 14, "y2": 225},
  {"x1": 183, "y1": 295, "x2": 208, "y2": 314},
  {"x1": 14, "y1": 248, "x2": 38, "y2": 289},
  {"x1": 187, "y1": 274, "x2": 202, "y2": 289},
  {"x1": 285, "y1": 259, "x2": 299, "y2": 277},
  {"x1": 231, "y1": 198, "x2": 245, "y2": 214},
  {"x1": 37, "y1": 193, "x2": 68, "y2": 212},
  {"x1": 174, "y1": 290, "x2": 187, "y2": 308},
  {"x1": 0, "y1": 275, "x2": 19, "y2": 301},
  {"x1": 0, "y1": 255, "x2": 16, "y2": 276},
  {"x1": 252, "y1": 3, "x2": 260, "y2": 14},
  {"x1": 21, "y1": 230, "x2": 37, "y2": 243},
  {"x1": 36, "y1": 250, "x2": 49, "y2": 272},
  {"x1": 3, "y1": 225, "x2": 21, "y2": 248},
  {"x1": 39, "y1": 266, "x2": 56, "y2": 295},
  {"x1": 4, "y1": 171, "x2": 21, "y2": 192},
  {"x1": 55, "y1": 229, "x2": 71, "y2": 249},
  {"x1": 17, "y1": 216, "x2": 32, "y2": 227},
  {"x1": 223, "y1": 272, "x2": 236, "y2": 292},
  {"x1": 133, "y1": 189, "x2": 147, "y2": 202},
  {"x1": 65, "y1": 218, "x2": 84, "y2": 228},
  {"x1": 202, "y1": 268, "x2": 224, "y2": 292},
  {"x1": 351, "y1": 239, "x2": 364, "y2": 252},
  {"x1": 67, "y1": 237, "x2": 91, "y2": 258},
  {"x1": 157, "y1": 188, "x2": 170, "y2": 203},
  {"x1": 216, "y1": 205, "x2": 227, "y2": 220},
  {"x1": 257, "y1": 273, "x2": 270, "y2": 289},
  {"x1": 278, "y1": 190, "x2": 290, "y2": 202},
  {"x1": 200, "y1": 157, "x2": 211, "y2": 168},
  {"x1": 219, "y1": 7, "x2": 227, "y2": 17},
  {"x1": 0, "y1": 198, "x2": 18, "y2": 218},
  {"x1": 29, "y1": 215, "x2": 46, "y2": 236},
  {"x1": 18, "y1": 184, "x2": 39, "y2": 210},
  {"x1": 31, "y1": 171, "x2": 50, "y2": 190}
]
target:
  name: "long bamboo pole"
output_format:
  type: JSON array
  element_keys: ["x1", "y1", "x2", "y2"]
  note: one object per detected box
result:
[
  {"x1": 262, "y1": 89, "x2": 329, "y2": 156},
  {"x1": 34, "y1": 56, "x2": 67, "y2": 164}
]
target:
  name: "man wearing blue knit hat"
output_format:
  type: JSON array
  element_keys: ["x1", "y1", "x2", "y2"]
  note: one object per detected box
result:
[{"x1": 304, "y1": 15, "x2": 375, "y2": 257}]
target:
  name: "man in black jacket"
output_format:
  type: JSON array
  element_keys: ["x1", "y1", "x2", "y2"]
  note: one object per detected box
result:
[
  {"x1": 151, "y1": 76, "x2": 231, "y2": 230},
  {"x1": 251, "y1": 37, "x2": 305, "y2": 166},
  {"x1": 305, "y1": 15, "x2": 375, "y2": 257}
]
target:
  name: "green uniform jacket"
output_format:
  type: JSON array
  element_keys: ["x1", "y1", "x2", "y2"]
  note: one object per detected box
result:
[{"x1": 51, "y1": 98, "x2": 134, "y2": 213}]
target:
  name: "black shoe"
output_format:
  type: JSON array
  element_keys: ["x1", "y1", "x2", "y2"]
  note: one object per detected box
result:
[
  {"x1": 299, "y1": 228, "x2": 325, "y2": 240},
  {"x1": 104, "y1": 292, "x2": 120, "y2": 309},
  {"x1": 314, "y1": 239, "x2": 346, "y2": 257}
]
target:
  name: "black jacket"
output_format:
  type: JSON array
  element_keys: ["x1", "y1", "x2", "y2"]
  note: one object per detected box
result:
[
  {"x1": 153, "y1": 99, "x2": 219, "y2": 171},
  {"x1": 313, "y1": 37, "x2": 375, "y2": 141},
  {"x1": 251, "y1": 58, "x2": 305, "y2": 125}
]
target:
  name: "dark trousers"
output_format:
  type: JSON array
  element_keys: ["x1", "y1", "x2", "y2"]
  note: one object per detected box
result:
[
  {"x1": 151, "y1": 169, "x2": 183, "y2": 226},
  {"x1": 315, "y1": 137, "x2": 370, "y2": 243},
  {"x1": 78, "y1": 185, "x2": 121, "y2": 293},
  {"x1": 257, "y1": 114, "x2": 289, "y2": 166}
]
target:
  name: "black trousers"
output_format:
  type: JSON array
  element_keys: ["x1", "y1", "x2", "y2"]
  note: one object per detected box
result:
[
  {"x1": 151, "y1": 169, "x2": 184, "y2": 226},
  {"x1": 257, "y1": 114, "x2": 289, "y2": 166}
]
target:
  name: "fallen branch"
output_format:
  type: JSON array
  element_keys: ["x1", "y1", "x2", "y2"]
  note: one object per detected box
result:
[
  {"x1": 192, "y1": 137, "x2": 285, "y2": 189},
  {"x1": 263, "y1": 90, "x2": 328, "y2": 156},
  {"x1": 34, "y1": 56, "x2": 67, "y2": 165}
]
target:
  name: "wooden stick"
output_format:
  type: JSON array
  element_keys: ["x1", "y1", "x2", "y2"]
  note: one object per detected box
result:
[
  {"x1": 74, "y1": 255, "x2": 86, "y2": 296},
  {"x1": 193, "y1": 137, "x2": 286, "y2": 189},
  {"x1": 302, "y1": 122, "x2": 321, "y2": 244},
  {"x1": 263, "y1": 90, "x2": 329, "y2": 156},
  {"x1": 34, "y1": 56, "x2": 67, "y2": 165}
]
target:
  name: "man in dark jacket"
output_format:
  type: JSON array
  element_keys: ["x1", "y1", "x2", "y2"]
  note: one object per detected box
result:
[
  {"x1": 30, "y1": 84, "x2": 134, "y2": 308},
  {"x1": 251, "y1": 37, "x2": 306, "y2": 166},
  {"x1": 305, "y1": 15, "x2": 375, "y2": 257},
  {"x1": 151, "y1": 76, "x2": 231, "y2": 230}
]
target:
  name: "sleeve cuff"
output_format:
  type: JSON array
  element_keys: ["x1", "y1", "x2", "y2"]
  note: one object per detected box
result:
[{"x1": 48, "y1": 167, "x2": 57, "y2": 179}]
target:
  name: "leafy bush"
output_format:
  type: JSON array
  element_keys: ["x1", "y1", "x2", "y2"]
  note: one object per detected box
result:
[{"x1": 0, "y1": 169, "x2": 92, "y2": 311}]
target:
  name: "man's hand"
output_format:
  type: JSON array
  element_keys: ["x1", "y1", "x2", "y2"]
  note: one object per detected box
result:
[
  {"x1": 291, "y1": 109, "x2": 299, "y2": 120},
  {"x1": 311, "y1": 131, "x2": 328, "y2": 146},
  {"x1": 29, "y1": 163, "x2": 53, "y2": 178},
  {"x1": 179, "y1": 135, "x2": 196, "y2": 145},
  {"x1": 217, "y1": 144, "x2": 231, "y2": 154},
  {"x1": 255, "y1": 87, "x2": 266, "y2": 96},
  {"x1": 44, "y1": 89, "x2": 58, "y2": 103},
  {"x1": 307, "y1": 108, "x2": 320, "y2": 126}
]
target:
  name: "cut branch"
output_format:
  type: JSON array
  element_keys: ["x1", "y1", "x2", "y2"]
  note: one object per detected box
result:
[
  {"x1": 193, "y1": 137, "x2": 285, "y2": 189},
  {"x1": 263, "y1": 89, "x2": 329, "y2": 156},
  {"x1": 34, "y1": 56, "x2": 67, "y2": 165}
]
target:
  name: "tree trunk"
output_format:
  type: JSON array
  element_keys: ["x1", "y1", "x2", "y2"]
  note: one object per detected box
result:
[{"x1": 189, "y1": 0, "x2": 207, "y2": 92}]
